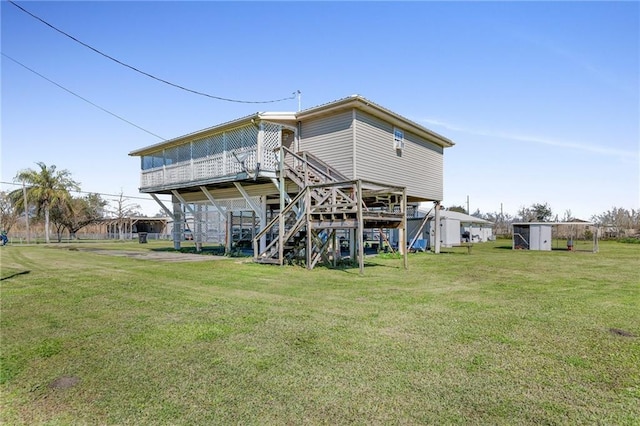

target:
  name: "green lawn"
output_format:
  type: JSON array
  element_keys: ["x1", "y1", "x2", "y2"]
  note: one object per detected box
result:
[{"x1": 1, "y1": 240, "x2": 638, "y2": 424}]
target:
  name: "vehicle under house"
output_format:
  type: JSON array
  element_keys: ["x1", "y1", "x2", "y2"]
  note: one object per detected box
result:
[{"x1": 129, "y1": 95, "x2": 455, "y2": 271}]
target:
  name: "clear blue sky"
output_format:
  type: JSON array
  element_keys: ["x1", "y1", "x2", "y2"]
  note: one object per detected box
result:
[{"x1": 2, "y1": 1, "x2": 638, "y2": 220}]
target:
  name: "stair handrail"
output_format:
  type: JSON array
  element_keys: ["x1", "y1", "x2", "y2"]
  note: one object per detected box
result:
[
  {"x1": 277, "y1": 146, "x2": 347, "y2": 184},
  {"x1": 300, "y1": 150, "x2": 348, "y2": 182},
  {"x1": 253, "y1": 187, "x2": 307, "y2": 243},
  {"x1": 257, "y1": 209, "x2": 307, "y2": 261}
]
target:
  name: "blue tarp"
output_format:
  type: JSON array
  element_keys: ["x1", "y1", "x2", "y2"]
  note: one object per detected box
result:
[{"x1": 411, "y1": 239, "x2": 427, "y2": 251}]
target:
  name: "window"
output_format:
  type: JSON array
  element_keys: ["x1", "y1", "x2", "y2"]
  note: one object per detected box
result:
[
  {"x1": 141, "y1": 152, "x2": 164, "y2": 170},
  {"x1": 393, "y1": 128, "x2": 405, "y2": 150},
  {"x1": 164, "y1": 147, "x2": 178, "y2": 166},
  {"x1": 177, "y1": 144, "x2": 191, "y2": 162}
]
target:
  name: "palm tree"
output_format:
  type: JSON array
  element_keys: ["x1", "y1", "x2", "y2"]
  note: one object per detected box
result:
[{"x1": 12, "y1": 162, "x2": 80, "y2": 243}]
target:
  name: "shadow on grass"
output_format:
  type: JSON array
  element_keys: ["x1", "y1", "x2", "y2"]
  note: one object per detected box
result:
[
  {"x1": 493, "y1": 245, "x2": 595, "y2": 253},
  {"x1": 437, "y1": 250, "x2": 474, "y2": 255},
  {"x1": 493, "y1": 245, "x2": 514, "y2": 250},
  {"x1": 327, "y1": 261, "x2": 402, "y2": 274},
  {"x1": 364, "y1": 262, "x2": 401, "y2": 269},
  {"x1": 1, "y1": 270, "x2": 31, "y2": 281}
]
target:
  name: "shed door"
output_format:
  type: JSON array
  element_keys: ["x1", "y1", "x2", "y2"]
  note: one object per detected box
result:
[
  {"x1": 539, "y1": 226, "x2": 552, "y2": 251},
  {"x1": 530, "y1": 226, "x2": 541, "y2": 250},
  {"x1": 529, "y1": 225, "x2": 552, "y2": 251}
]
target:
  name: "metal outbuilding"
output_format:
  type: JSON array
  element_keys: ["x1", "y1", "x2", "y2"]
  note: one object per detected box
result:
[
  {"x1": 512, "y1": 221, "x2": 597, "y2": 251},
  {"x1": 512, "y1": 222, "x2": 553, "y2": 251},
  {"x1": 401, "y1": 209, "x2": 493, "y2": 251}
]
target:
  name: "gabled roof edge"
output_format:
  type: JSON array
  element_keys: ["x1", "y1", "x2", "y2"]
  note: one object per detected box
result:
[
  {"x1": 129, "y1": 95, "x2": 455, "y2": 156},
  {"x1": 295, "y1": 95, "x2": 455, "y2": 148}
]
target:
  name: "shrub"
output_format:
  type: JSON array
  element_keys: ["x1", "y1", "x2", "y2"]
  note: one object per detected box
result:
[{"x1": 617, "y1": 237, "x2": 640, "y2": 244}]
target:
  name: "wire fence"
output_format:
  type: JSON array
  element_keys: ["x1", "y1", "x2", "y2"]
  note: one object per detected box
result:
[{"x1": 3, "y1": 232, "x2": 172, "y2": 244}]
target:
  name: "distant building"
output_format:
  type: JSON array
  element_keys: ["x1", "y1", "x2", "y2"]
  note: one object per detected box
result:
[
  {"x1": 98, "y1": 216, "x2": 169, "y2": 239},
  {"x1": 402, "y1": 209, "x2": 493, "y2": 250}
]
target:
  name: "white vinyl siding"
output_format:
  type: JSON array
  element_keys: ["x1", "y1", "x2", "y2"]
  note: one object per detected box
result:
[
  {"x1": 355, "y1": 110, "x2": 443, "y2": 201},
  {"x1": 298, "y1": 111, "x2": 354, "y2": 177}
]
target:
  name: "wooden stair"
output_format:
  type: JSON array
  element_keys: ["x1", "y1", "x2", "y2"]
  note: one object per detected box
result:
[{"x1": 254, "y1": 147, "x2": 406, "y2": 269}]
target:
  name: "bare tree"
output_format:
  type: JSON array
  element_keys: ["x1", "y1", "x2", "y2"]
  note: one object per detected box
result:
[
  {"x1": 562, "y1": 209, "x2": 574, "y2": 222},
  {"x1": 471, "y1": 208, "x2": 483, "y2": 218},
  {"x1": 631, "y1": 209, "x2": 640, "y2": 235},
  {"x1": 517, "y1": 206, "x2": 535, "y2": 222},
  {"x1": 592, "y1": 207, "x2": 633, "y2": 238},
  {"x1": 109, "y1": 191, "x2": 141, "y2": 240},
  {"x1": 518, "y1": 202, "x2": 553, "y2": 222},
  {"x1": 0, "y1": 191, "x2": 20, "y2": 233},
  {"x1": 483, "y1": 210, "x2": 513, "y2": 238}
]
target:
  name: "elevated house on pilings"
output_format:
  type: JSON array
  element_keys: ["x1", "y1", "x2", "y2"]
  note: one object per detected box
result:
[{"x1": 129, "y1": 95, "x2": 455, "y2": 271}]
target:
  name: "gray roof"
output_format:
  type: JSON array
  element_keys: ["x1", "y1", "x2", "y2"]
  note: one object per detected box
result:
[
  {"x1": 418, "y1": 208, "x2": 493, "y2": 224},
  {"x1": 512, "y1": 221, "x2": 594, "y2": 226},
  {"x1": 129, "y1": 95, "x2": 455, "y2": 157}
]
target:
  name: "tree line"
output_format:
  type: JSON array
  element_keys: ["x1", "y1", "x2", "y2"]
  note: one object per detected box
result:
[
  {"x1": 1, "y1": 162, "x2": 141, "y2": 243},
  {"x1": 448, "y1": 202, "x2": 640, "y2": 239}
]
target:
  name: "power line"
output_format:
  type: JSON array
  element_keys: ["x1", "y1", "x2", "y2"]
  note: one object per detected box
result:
[
  {"x1": 0, "y1": 181, "x2": 166, "y2": 202},
  {"x1": 8, "y1": 0, "x2": 299, "y2": 104},
  {"x1": 2, "y1": 52, "x2": 166, "y2": 140}
]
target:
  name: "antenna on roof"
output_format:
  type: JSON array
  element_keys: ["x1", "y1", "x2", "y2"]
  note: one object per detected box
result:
[{"x1": 296, "y1": 90, "x2": 302, "y2": 111}]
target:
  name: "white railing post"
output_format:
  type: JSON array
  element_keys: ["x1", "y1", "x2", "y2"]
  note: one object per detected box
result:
[
  {"x1": 222, "y1": 132, "x2": 227, "y2": 175},
  {"x1": 257, "y1": 122, "x2": 264, "y2": 175}
]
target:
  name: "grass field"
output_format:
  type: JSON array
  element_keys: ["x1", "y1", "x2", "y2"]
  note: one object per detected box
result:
[{"x1": 1, "y1": 240, "x2": 638, "y2": 424}]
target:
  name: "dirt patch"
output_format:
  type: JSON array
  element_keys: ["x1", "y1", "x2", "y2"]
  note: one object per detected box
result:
[
  {"x1": 76, "y1": 248, "x2": 227, "y2": 262},
  {"x1": 609, "y1": 328, "x2": 635, "y2": 338},
  {"x1": 49, "y1": 376, "x2": 80, "y2": 390}
]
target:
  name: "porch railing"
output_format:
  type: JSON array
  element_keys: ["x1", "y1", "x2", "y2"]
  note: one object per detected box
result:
[{"x1": 139, "y1": 121, "x2": 283, "y2": 190}]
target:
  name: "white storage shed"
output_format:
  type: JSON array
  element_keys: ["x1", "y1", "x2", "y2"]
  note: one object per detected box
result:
[{"x1": 512, "y1": 222, "x2": 553, "y2": 251}]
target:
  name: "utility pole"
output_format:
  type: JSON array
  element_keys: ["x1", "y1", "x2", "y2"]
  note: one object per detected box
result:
[
  {"x1": 22, "y1": 181, "x2": 30, "y2": 244},
  {"x1": 466, "y1": 195, "x2": 470, "y2": 215}
]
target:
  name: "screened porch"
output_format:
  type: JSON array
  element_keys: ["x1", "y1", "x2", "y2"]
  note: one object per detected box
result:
[{"x1": 138, "y1": 121, "x2": 293, "y2": 191}]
